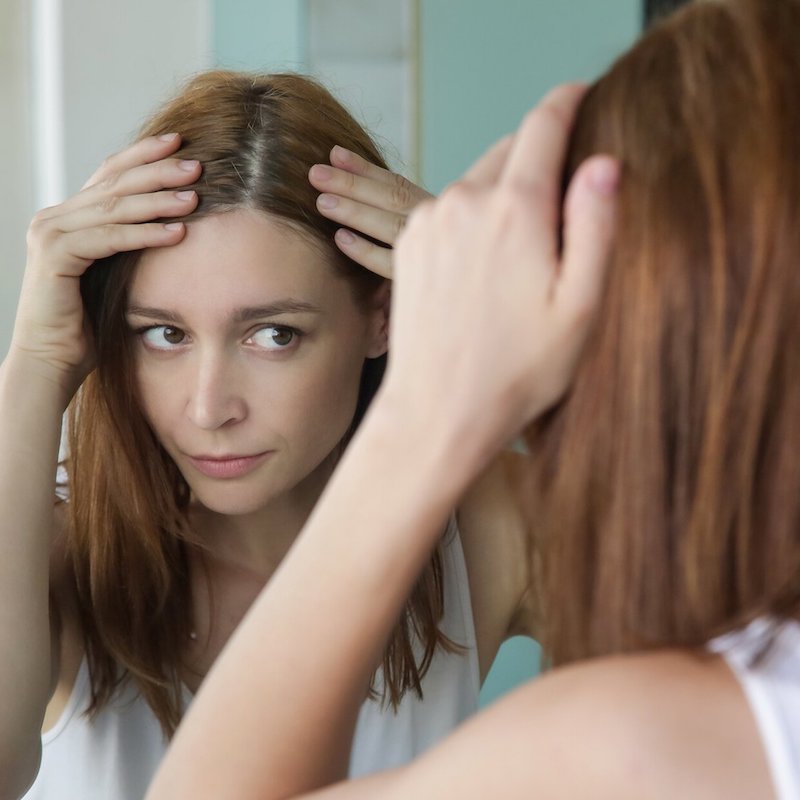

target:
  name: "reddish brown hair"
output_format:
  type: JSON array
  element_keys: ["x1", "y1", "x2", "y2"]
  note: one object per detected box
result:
[
  {"x1": 68, "y1": 72, "x2": 453, "y2": 736},
  {"x1": 527, "y1": 0, "x2": 800, "y2": 666}
]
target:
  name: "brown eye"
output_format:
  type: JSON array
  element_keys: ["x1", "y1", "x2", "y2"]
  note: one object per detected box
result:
[
  {"x1": 271, "y1": 328, "x2": 294, "y2": 346},
  {"x1": 140, "y1": 325, "x2": 188, "y2": 349},
  {"x1": 163, "y1": 326, "x2": 185, "y2": 344},
  {"x1": 251, "y1": 325, "x2": 298, "y2": 350}
]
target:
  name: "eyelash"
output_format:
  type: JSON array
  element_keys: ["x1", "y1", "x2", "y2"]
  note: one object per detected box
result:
[{"x1": 131, "y1": 324, "x2": 303, "y2": 353}]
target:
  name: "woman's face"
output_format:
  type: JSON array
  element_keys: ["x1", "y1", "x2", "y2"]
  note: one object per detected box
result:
[{"x1": 127, "y1": 209, "x2": 387, "y2": 516}]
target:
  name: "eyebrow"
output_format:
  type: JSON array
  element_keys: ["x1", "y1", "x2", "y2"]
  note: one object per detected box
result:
[{"x1": 125, "y1": 300, "x2": 323, "y2": 323}]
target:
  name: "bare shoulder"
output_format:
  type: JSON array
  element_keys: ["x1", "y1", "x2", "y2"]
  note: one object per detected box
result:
[
  {"x1": 371, "y1": 650, "x2": 773, "y2": 800},
  {"x1": 456, "y1": 450, "x2": 538, "y2": 675}
]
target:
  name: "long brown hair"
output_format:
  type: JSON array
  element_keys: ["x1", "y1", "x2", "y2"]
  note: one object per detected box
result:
[
  {"x1": 67, "y1": 71, "x2": 453, "y2": 736},
  {"x1": 527, "y1": 0, "x2": 800, "y2": 666}
]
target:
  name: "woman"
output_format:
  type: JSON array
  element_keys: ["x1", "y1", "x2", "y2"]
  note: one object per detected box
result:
[
  {"x1": 2, "y1": 71, "x2": 537, "y2": 800},
  {"x1": 148, "y1": 1, "x2": 800, "y2": 798}
]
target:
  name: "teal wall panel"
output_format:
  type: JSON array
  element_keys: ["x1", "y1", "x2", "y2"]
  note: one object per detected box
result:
[
  {"x1": 212, "y1": 0, "x2": 307, "y2": 71},
  {"x1": 479, "y1": 637, "x2": 541, "y2": 709},
  {"x1": 419, "y1": 0, "x2": 641, "y2": 192}
]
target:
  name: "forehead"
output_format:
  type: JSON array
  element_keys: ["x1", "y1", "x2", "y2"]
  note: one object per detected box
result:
[{"x1": 130, "y1": 209, "x2": 348, "y2": 310}]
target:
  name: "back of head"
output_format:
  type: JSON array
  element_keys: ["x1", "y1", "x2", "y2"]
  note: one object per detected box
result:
[{"x1": 527, "y1": 0, "x2": 800, "y2": 665}]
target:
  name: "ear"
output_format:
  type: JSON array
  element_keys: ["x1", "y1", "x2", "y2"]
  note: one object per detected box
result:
[{"x1": 365, "y1": 280, "x2": 390, "y2": 359}]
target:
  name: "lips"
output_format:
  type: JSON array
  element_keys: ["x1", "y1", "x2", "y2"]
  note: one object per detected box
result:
[{"x1": 185, "y1": 451, "x2": 272, "y2": 479}]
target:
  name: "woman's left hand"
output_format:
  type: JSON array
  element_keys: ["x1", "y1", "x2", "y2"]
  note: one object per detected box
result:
[{"x1": 309, "y1": 146, "x2": 432, "y2": 278}]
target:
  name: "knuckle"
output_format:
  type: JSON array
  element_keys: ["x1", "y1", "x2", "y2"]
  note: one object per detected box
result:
[
  {"x1": 95, "y1": 194, "x2": 120, "y2": 215},
  {"x1": 84, "y1": 150, "x2": 122, "y2": 188},
  {"x1": 407, "y1": 197, "x2": 436, "y2": 227},
  {"x1": 98, "y1": 222, "x2": 125, "y2": 249},
  {"x1": 438, "y1": 179, "x2": 471, "y2": 204},
  {"x1": 26, "y1": 211, "x2": 56, "y2": 247},
  {"x1": 97, "y1": 172, "x2": 120, "y2": 193},
  {"x1": 392, "y1": 214, "x2": 407, "y2": 240},
  {"x1": 390, "y1": 174, "x2": 413, "y2": 209},
  {"x1": 526, "y1": 100, "x2": 570, "y2": 136},
  {"x1": 97, "y1": 152, "x2": 121, "y2": 178}
]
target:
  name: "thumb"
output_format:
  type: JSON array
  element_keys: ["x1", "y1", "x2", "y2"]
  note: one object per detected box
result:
[{"x1": 557, "y1": 155, "x2": 619, "y2": 316}]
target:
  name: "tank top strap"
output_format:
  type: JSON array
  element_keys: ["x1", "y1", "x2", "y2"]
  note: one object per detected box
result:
[{"x1": 709, "y1": 618, "x2": 800, "y2": 800}]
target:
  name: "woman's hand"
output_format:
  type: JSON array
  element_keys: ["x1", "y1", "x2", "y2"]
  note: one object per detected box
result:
[
  {"x1": 309, "y1": 146, "x2": 432, "y2": 278},
  {"x1": 11, "y1": 134, "x2": 201, "y2": 399},
  {"x1": 384, "y1": 84, "x2": 619, "y2": 474}
]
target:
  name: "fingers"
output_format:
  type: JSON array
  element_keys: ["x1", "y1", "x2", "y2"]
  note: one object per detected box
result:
[
  {"x1": 54, "y1": 189, "x2": 198, "y2": 235},
  {"x1": 316, "y1": 193, "x2": 407, "y2": 246},
  {"x1": 26, "y1": 150, "x2": 202, "y2": 277},
  {"x1": 557, "y1": 155, "x2": 619, "y2": 315},
  {"x1": 56, "y1": 221, "x2": 188, "y2": 267},
  {"x1": 328, "y1": 145, "x2": 424, "y2": 196},
  {"x1": 36, "y1": 157, "x2": 201, "y2": 226},
  {"x1": 476, "y1": 83, "x2": 588, "y2": 266},
  {"x1": 499, "y1": 83, "x2": 587, "y2": 187},
  {"x1": 82, "y1": 133, "x2": 183, "y2": 190},
  {"x1": 80, "y1": 157, "x2": 201, "y2": 207},
  {"x1": 309, "y1": 160, "x2": 430, "y2": 213},
  {"x1": 309, "y1": 150, "x2": 432, "y2": 250},
  {"x1": 461, "y1": 135, "x2": 515, "y2": 186},
  {"x1": 333, "y1": 229, "x2": 393, "y2": 279}
]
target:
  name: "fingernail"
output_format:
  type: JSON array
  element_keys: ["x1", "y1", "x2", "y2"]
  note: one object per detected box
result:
[
  {"x1": 310, "y1": 164, "x2": 333, "y2": 181},
  {"x1": 588, "y1": 157, "x2": 620, "y2": 195},
  {"x1": 164, "y1": 222, "x2": 183, "y2": 231},
  {"x1": 332, "y1": 145, "x2": 352, "y2": 162},
  {"x1": 317, "y1": 193, "x2": 339, "y2": 209},
  {"x1": 176, "y1": 190, "x2": 195, "y2": 201},
  {"x1": 179, "y1": 159, "x2": 199, "y2": 172},
  {"x1": 335, "y1": 228, "x2": 355, "y2": 245},
  {"x1": 158, "y1": 133, "x2": 179, "y2": 142}
]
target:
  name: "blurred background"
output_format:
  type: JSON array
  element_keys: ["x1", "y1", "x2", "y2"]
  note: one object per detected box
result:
[{"x1": 1, "y1": 0, "x2": 689, "y2": 705}]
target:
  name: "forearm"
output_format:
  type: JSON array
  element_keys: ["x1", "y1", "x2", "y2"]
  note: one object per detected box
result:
[
  {"x1": 0, "y1": 352, "x2": 69, "y2": 784},
  {"x1": 148, "y1": 389, "x2": 480, "y2": 800}
]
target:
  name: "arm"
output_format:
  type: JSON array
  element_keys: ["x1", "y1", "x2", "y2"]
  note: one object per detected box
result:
[
  {"x1": 0, "y1": 356, "x2": 69, "y2": 799},
  {"x1": 148, "y1": 83, "x2": 618, "y2": 800},
  {"x1": 0, "y1": 134, "x2": 200, "y2": 799},
  {"x1": 308, "y1": 146, "x2": 432, "y2": 277}
]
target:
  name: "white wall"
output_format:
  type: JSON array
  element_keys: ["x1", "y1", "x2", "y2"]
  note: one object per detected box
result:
[
  {"x1": 0, "y1": 0, "x2": 213, "y2": 357},
  {"x1": 60, "y1": 0, "x2": 213, "y2": 197},
  {"x1": 0, "y1": 0, "x2": 34, "y2": 355}
]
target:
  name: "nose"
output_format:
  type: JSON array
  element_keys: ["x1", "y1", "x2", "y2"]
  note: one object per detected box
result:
[{"x1": 185, "y1": 350, "x2": 247, "y2": 430}]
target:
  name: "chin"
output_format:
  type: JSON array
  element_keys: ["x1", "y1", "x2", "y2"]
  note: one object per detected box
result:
[{"x1": 187, "y1": 481, "x2": 283, "y2": 517}]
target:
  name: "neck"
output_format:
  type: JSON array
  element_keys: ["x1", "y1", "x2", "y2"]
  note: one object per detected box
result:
[{"x1": 189, "y1": 450, "x2": 338, "y2": 581}]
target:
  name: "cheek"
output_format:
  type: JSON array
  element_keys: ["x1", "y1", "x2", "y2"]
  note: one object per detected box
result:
[
  {"x1": 133, "y1": 359, "x2": 178, "y2": 436},
  {"x1": 266, "y1": 347, "x2": 367, "y2": 443}
]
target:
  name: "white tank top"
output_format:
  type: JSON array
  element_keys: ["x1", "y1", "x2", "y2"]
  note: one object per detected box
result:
[
  {"x1": 708, "y1": 618, "x2": 800, "y2": 800},
  {"x1": 23, "y1": 522, "x2": 479, "y2": 798}
]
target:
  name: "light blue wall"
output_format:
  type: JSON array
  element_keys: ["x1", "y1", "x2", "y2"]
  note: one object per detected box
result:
[
  {"x1": 419, "y1": 0, "x2": 641, "y2": 192},
  {"x1": 212, "y1": 0, "x2": 307, "y2": 71}
]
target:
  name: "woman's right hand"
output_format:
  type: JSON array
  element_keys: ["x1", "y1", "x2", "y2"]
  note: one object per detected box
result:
[
  {"x1": 11, "y1": 133, "x2": 201, "y2": 398},
  {"x1": 385, "y1": 84, "x2": 619, "y2": 474}
]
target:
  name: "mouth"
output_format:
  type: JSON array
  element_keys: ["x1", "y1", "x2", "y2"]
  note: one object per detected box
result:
[{"x1": 185, "y1": 451, "x2": 273, "y2": 479}]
